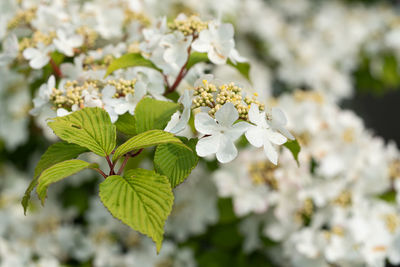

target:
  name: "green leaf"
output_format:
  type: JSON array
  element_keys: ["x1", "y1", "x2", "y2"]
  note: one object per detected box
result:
[
  {"x1": 22, "y1": 142, "x2": 88, "y2": 214},
  {"x1": 113, "y1": 130, "x2": 187, "y2": 162},
  {"x1": 48, "y1": 107, "x2": 116, "y2": 157},
  {"x1": 134, "y1": 98, "x2": 180, "y2": 134},
  {"x1": 99, "y1": 169, "x2": 173, "y2": 252},
  {"x1": 105, "y1": 53, "x2": 160, "y2": 77},
  {"x1": 377, "y1": 191, "x2": 397, "y2": 203},
  {"x1": 115, "y1": 113, "x2": 137, "y2": 136},
  {"x1": 36, "y1": 159, "x2": 97, "y2": 205},
  {"x1": 186, "y1": 52, "x2": 209, "y2": 70},
  {"x1": 228, "y1": 60, "x2": 251, "y2": 81},
  {"x1": 284, "y1": 139, "x2": 301, "y2": 166},
  {"x1": 154, "y1": 138, "x2": 198, "y2": 187}
]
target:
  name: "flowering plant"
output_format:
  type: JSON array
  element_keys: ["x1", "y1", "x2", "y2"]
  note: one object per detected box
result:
[{"x1": 16, "y1": 13, "x2": 299, "y2": 252}]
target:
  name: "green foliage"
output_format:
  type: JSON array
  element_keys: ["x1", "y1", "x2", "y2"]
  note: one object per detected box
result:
[
  {"x1": 115, "y1": 113, "x2": 137, "y2": 136},
  {"x1": 355, "y1": 52, "x2": 400, "y2": 95},
  {"x1": 227, "y1": 59, "x2": 251, "y2": 81},
  {"x1": 377, "y1": 190, "x2": 397, "y2": 203},
  {"x1": 99, "y1": 169, "x2": 173, "y2": 252},
  {"x1": 186, "y1": 52, "x2": 209, "y2": 70},
  {"x1": 36, "y1": 159, "x2": 97, "y2": 205},
  {"x1": 113, "y1": 130, "x2": 187, "y2": 162},
  {"x1": 186, "y1": 52, "x2": 251, "y2": 80},
  {"x1": 105, "y1": 53, "x2": 160, "y2": 77},
  {"x1": 154, "y1": 138, "x2": 199, "y2": 187},
  {"x1": 48, "y1": 107, "x2": 116, "y2": 157},
  {"x1": 134, "y1": 98, "x2": 180, "y2": 134},
  {"x1": 284, "y1": 139, "x2": 301, "y2": 166},
  {"x1": 22, "y1": 142, "x2": 88, "y2": 214}
]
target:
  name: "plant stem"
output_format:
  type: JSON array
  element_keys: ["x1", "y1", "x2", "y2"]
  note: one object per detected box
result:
[
  {"x1": 164, "y1": 45, "x2": 192, "y2": 95},
  {"x1": 93, "y1": 168, "x2": 107, "y2": 179},
  {"x1": 117, "y1": 148, "x2": 144, "y2": 175},
  {"x1": 49, "y1": 57, "x2": 62, "y2": 78},
  {"x1": 106, "y1": 155, "x2": 115, "y2": 176}
]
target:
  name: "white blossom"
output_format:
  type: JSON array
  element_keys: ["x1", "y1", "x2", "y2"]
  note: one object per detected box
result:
[{"x1": 195, "y1": 102, "x2": 250, "y2": 163}]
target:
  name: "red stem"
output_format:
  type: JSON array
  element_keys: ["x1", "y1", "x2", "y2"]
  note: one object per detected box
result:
[
  {"x1": 49, "y1": 57, "x2": 62, "y2": 78},
  {"x1": 117, "y1": 148, "x2": 144, "y2": 175},
  {"x1": 106, "y1": 155, "x2": 115, "y2": 176},
  {"x1": 164, "y1": 44, "x2": 192, "y2": 96},
  {"x1": 93, "y1": 168, "x2": 107, "y2": 179}
]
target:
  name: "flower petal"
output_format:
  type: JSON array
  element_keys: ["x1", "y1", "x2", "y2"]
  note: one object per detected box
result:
[
  {"x1": 267, "y1": 130, "x2": 287, "y2": 145},
  {"x1": 245, "y1": 126, "x2": 264, "y2": 148},
  {"x1": 195, "y1": 112, "x2": 219, "y2": 135},
  {"x1": 196, "y1": 134, "x2": 220, "y2": 157},
  {"x1": 263, "y1": 139, "x2": 278, "y2": 165},
  {"x1": 215, "y1": 102, "x2": 238, "y2": 127},
  {"x1": 216, "y1": 135, "x2": 238, "y2": 163},
  {"x1": 227, "y1": 121, "x2": 250, "y2": 141}
]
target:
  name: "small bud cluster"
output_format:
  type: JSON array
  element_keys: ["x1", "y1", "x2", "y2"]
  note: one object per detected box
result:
[
  {"x1": 192, "y1": 79, "x2": 217, "y2": 108},
  {"x1": 384, "y1": 213, "x2": 400, "y2": 234},
  {"x1": 389, "y1": 160, "x2": 400, "y2": 181},
  {"x1": 106, "y1": 79, "x2": 137, "y2": 98},
  {"x1": 7, "y1": 7, "x2": 37, "y2": 30},
  {"x1": 323, "y1": 226, "x2": 345, "y2": 240},
  {"x1": 192, "y1": 80, "x2": 265, "y2": 121},
  {"x1": 50, "y1": 80, "x2": 99, "y2": 110},
  {"x1": 333, "y1": 190, "x2": 352, "y2": 207},
  {"x1": 168, "y1": 15, "x2": 208, "y2": 36},
  {"x1": 76, "y1": 26, "x2": 99, "y2": 48},
  {"x1": 124, "y1": 10, "x2": 150, "y2": 26},
  {"x1": 248, "y1": 161, "x2": 278, "y2": 190},
  {"x1": 18, "y1": 31, "x2": 56, "y2": 52},
  {"x1": 295, "y1": 198, "x2": 314, "y2": 225},
  {"x1": 82, "y1": 54, "x2": 116, "y2": 70}
]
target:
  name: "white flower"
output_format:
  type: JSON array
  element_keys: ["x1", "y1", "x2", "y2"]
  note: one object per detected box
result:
[
  {"x1": 113, "y1": 82, "x2": 146, "y2": 116},
  {"x1": 53, "y1": 29, "x2": 83, "y2": 57},
  {"x1": 267, "y1": 107, "x2": 295, "y2": 140},
  {"x1": 151, "y1": 31, "x2": 192, "y2": 75},
  {"x1": 245, "y1": 104, "x2": 287, "y2": 165},
  {"x1": 23, "y1": 42, "x2": 54, "y2": 69},
  {"x1": 192, "y1": 22, "x2": 235, "y2": 64},
  {"x1": 165, "y1": 90, "x2": 193, "y2": 134},
  {"x1": 0, "y1": 34, "x2": 18, "y2": 66},
  {"x1": 30, "y1": 75, "x2": 56, "y2": 116},
  {"x1": 195, "y1": 102, "x2": 250, "y2": 163}
]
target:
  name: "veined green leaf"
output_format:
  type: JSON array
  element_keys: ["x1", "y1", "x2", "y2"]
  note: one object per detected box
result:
[
  {"x1": 99, "y1": 169, "x2": 173, "y2": 252},
  {"x1": 36, "y1": 159, "x2": 97, "y2": 205},
  {"x1": 134, "y1": 98, "x2": 179, "y2": 134},
  {"x1": 284, "y1": 139, "x2": 301, "y2": 166},
  {"x1": 113, "y1": 130, "x2": 187, "y2": 162},
  {"x1": 22, "y1": 142, "x2": 88, "y2": 214},
  {"x1": 48, "y1": 107, "x2": 116, "y2": 157},
  {"x1": 154, "y1": 138, "x2": 198, "y2": 187},
  {"x1": 105, "y1": 53, "x2": 160, "y2": 77},
  {"x1": 115, "y1": 113, "x2": 137, "y2": 136}
]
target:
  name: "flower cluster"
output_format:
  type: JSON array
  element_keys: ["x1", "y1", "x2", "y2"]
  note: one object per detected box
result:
[{"x1": 214, "y1": 91, "x2": 400, "y2": 267}]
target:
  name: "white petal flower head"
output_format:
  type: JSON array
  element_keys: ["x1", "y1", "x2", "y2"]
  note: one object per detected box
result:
[
  {"x1": 245, "y1": 104, "x2": 287, "y2": 165},
  {"x1": 53, "y1": 29, "x2": 83, "y2": 57},
  {"x1": 114, "y1": 81, "x2": 146, "y2": 115},
  {"x1": 195, "y1": 102, "x2": 250, "y2": 163},
  {"x1": 267, "y1": 107, "x2": 295, "y2": 140},
  {"x1": 23, "y1": 42, "x2": 53, "y2": 69},
  {"x1": 30, "y1": 75, "x2": 56, "y2": 116},
  {"x1": 0, "y1": 34, "x2": 19, "y2": 66},
  {"x1": 192, "y1": 22, "x2": 235, "y2": 64},
  {"x1": 165, "y1": 90, "x2": 193, "y2": 134}
]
